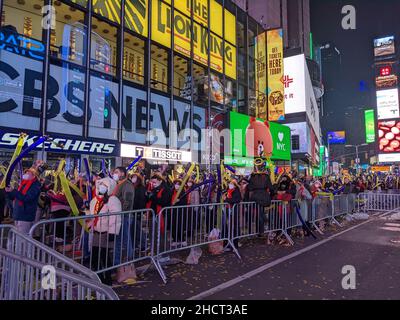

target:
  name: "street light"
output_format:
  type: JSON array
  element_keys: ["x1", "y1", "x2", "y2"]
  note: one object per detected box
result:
[{"x1": 345, "y1": 143, "x2": 369, "y2": 173}]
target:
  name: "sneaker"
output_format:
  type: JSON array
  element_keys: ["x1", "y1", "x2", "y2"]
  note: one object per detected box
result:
[{"x1": 223, "y1": 247, "x2": 233, "y2": 252}]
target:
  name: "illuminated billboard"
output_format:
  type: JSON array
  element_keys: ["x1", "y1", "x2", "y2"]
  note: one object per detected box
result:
[
  {"x1": 229, "y1": 112, "x2": 291, "y2": 162},
  {"x1": 375, "y1": 63, "x2": 398, "y2": 89},
  {"x1": 374, "y1": 36, "x2": 395, "y2": 58},
  {"x1": 378, "y1": 120, "x2": 400, "y2": 153},
  {"x1": 364, "y1": 109, "x2": 376, "y2": 143},
  {"x1": 327, "y1": 131, "x2": 346, "y2": 145},
  {"x1": 376, "y1": 88, "x2": 400, "y2": 120},
  {"x1": 379, "y1": 153, "x2": 400, "y2": 163},
  {"x1": 151, "y1": 0, "x2": 237, "y2": 79}
]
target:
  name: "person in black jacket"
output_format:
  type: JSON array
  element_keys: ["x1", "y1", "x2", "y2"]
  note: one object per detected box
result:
[
  {"x1": 130, "y1": 172, "x2": 147, "y2": 251},
  {"x1": 248, "y1": 164, "x2": 274, "y2": 236},
  {"x1": 170, "y1": 178, "x2": 189, "y2": 246}
]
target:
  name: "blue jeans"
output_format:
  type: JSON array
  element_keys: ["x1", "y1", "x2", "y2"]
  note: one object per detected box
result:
[{"x1": 113, "y1": 215, "x2": 133, "y2": 266}]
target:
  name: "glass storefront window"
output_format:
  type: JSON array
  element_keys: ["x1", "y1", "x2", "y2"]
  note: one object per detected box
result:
[
  {"x1": 88, "y1": 71, "x2": 119, "y2": 140},
  {"x1": 51, "y1": 1, "x2": 87, "y2": 66},
  {"x1": 192, "y1": 63, "x2": 208, "y2": 106},
  {"x1": 1, "y1": 0, "x2": 44, "y2": 42},
  {"x1": 47, "y1": 61, "x2": 86, "y2": 136},
  {"x1": 0, "y1": 0, "x2": 45, "y2": 132},
  {"x1": 151, "y1": 44, "x2": 169, "y2": 93},
  {"x1": 174, "y1": 55, "x2": 190, "y2": 100},
  {"x1": 90, "y1": 17, "x2": 118, "y2": 76},
  {"x1": 238, "y1": 84, "x2": 246, "y2": 114},
  {"x1": 248, "y1": 88, "x2": 257, "y2": 117},
  {"x1": 123, "y1": 32, "x2": 145, "y2": 85}
]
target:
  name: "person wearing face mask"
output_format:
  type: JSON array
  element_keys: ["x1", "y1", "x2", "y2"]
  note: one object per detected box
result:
[
  {"x1": 87, "y1": 176, "x2": 122, "y2": 285},
  {"x1": 5, "y1": 167, "x2": 41, "y2": 234},
  {"x1": 146, "y1": 173, "x2": 171, "y2": 236},
  {"x1": 111, "y1": 166, "x2": 136, "y2": 283},
  {"x1": 170, "y1": 178, "x2": 189, "y2": 247}
]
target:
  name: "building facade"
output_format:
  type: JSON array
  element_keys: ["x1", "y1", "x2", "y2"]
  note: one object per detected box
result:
[{"x1": 0, "y1": 0, "x2": 265, "y2": 170}]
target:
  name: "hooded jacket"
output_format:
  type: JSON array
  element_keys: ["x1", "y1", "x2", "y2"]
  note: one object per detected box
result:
[{"x1": 88, "y1": 177, "x2": 122, "y2": 235}]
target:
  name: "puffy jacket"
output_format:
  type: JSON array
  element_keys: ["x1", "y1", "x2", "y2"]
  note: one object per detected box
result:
[
  {"x1": 88, "y1": 177, "x2": 122, "y2": 235},
  {"x1": 7, "y1": 180, "x2": 41, "y2": 222}
]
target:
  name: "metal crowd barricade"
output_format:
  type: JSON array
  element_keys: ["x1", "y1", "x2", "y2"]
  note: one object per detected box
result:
[
  {"x1": 0, "y1": 248, "x2": 119, "y2": 300},
  {"x1": 311, "y1": 195, "x2": 338, "y2": 233},
  {"x1": 358, "y1": 192, "x2": 400, "y2": 213},
  {"x1": 333, "y1": 194, "x2": 349, "y2": 218},
  {"x1": 28, "y1": 209, "x2": 163, "y2": 282},
  {"x1": 154, "y1": 203, "x2": 240, "y2": 283},
  {"x1": 1, "y1": 225, "x2": 99, "y2": 282},
  {"x1": 230, "y1": 201, "x2": 293, "y2": 245}
]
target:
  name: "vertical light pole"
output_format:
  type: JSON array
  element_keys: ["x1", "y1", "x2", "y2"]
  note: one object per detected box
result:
[{"x1": 345, "y1": 143, "x2": 369, "y2": 174}]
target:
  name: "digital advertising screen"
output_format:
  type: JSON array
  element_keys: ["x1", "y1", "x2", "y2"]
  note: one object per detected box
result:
[
  {"x1": 374, "y1": 36, "x2": 395, "y2": 58},
  {"x1": 378, "y1": 119, "x2": 400, "y2": 153},
  {"x1": 327, "y1": 131, "x2": 346, "y2": 144},
  {"x1": 376, "y1": 88, "x2": 400, "y2": 120},
  {"x1": 229, "y1": 111, "x2": 291, "y2": 162}
]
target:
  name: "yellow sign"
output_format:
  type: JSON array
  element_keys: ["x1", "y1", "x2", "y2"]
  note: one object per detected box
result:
[
  {"x1": 125, "y1": 0, "x2": 148, "y2": 37},
  {"x1": 92, "y1": 0, "x2": 121, "y2": 23},
  {"x1": 255, "y1": 32, "x2": 267, "y2": 120},
  {"x1": 267, "y1": 29, "x2": 284, "y2": 121},
  {"x1": 371, "y1": 166, "x2": 391, "y2": 172},
  {"x1": 210, "y1": 0, "x2": 223, "y2": 36}
]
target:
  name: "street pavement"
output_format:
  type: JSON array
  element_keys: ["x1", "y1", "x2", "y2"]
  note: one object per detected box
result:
[{"x1": 115, "y1": 213, "x2": 400, "y2": 300}]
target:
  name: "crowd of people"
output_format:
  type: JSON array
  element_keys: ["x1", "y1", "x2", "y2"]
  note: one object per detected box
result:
[{"x1": 1, "y1": 158, "x2": 399, "y2": 284}]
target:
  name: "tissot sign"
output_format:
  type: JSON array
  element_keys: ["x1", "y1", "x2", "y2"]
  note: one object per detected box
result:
[
  {"x1": 121, "y1": 143, "x2": 192, "y2": 162},
  {"x1": 0, "y1": 131, "x2": 118, "y2": 156},
  {"x1": 0, "y1": 50, "x2": 205, "y2": 149}
]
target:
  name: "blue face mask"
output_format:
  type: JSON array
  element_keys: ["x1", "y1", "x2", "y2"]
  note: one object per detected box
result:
[
  {"x1": 98, "y1": 185, "x2": 108, "y2": 195},
  {"x1": 22, "y1": 174, "x2": 30, "y2": 180}
]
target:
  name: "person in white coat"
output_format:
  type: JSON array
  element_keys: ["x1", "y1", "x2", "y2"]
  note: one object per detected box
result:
[{"x1": 88, "y1": 177, "x2": 122, "y2": 285}]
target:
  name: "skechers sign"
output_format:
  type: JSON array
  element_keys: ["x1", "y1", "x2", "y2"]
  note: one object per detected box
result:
[{"x1": 0, "y1": 131, "x2": 117, "y2": 156}]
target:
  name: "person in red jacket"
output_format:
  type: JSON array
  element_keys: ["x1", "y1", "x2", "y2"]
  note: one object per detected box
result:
[{"x1": 146, "y1": 173, "x2": 171, "y2": 237}]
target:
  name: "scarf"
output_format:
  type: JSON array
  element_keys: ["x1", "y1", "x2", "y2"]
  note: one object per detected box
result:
[
  {"x1": 227, "y1": 188, "x2": 235, "y2": 199},
  {"x1": 17, "y1": 178, "x2": 36, "y2": 206},
  {"x1": 93, "y1": 195, "x2": 105, "y2": 227}
]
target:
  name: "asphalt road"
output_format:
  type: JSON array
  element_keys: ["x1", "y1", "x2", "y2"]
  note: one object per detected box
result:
[{"x1": 116, "y1": 214, "x2": 400, "y2": 300}]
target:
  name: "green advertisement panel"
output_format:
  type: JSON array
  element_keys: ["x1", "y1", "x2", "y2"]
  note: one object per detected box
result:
[
  {"x1": 229, "y1": 111, "x2": 291, "y2": 164},
  {"x1": 365, "y1": 109, "x2": 376, "y2": 143}
]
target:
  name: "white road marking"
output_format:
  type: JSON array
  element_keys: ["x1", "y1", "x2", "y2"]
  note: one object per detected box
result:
[{"x1": 187, "y1": 217, "x2": 376, "y2": 300}]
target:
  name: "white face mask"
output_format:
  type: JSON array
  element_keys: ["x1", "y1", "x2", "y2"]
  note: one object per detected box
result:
[
  {"x1": 228, "y1": 183, "x2": 235, "y2": 190},
  {"x1": 98, "y1": 185, "x2": 108, "y2": 195},
  {"x1": 131, "y1": 176, "x2": 137, "y2": 183},
  {"x1": 112, "y1": 173, "x2": 120, "y2": 182},
  {"x1": 22, "y1": 174, "x2": 30, "y2": 180},
  {"x1": 175, "y1": 184, "x2": 181, "y2": 190},
  {"x1": 187, "y1": 182, "x2": 193, "y2": 187}
]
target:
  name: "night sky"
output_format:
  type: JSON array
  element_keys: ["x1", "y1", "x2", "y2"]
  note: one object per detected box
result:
[{"x1": 310, "y1": 0, "x2": 400, "y2": 153}]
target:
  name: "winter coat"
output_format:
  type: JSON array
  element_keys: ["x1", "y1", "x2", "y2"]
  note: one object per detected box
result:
[
  {"x1": 88, "y1": 177, "x2": 122, "y2": 235},
  {"x1": 115, "y1": 179, "x2": 135, "y2": 212},
  {"x1": 248, "y1": 173, "x2": 273, "y2": 207},
  {"x1": 133, "y1": 184, "x2": 147, "y2": 210},
  {"x1": 7, "y1": 179, "x2": 41, "y2": 222},
  {"x1": 225, "y1": 187, "x2": 242, "y2": 207}
]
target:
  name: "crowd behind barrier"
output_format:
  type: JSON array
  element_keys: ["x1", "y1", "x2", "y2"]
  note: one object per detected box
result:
[{"x1": 2, "y1": 156, "x2": 400, "y2": 292}]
